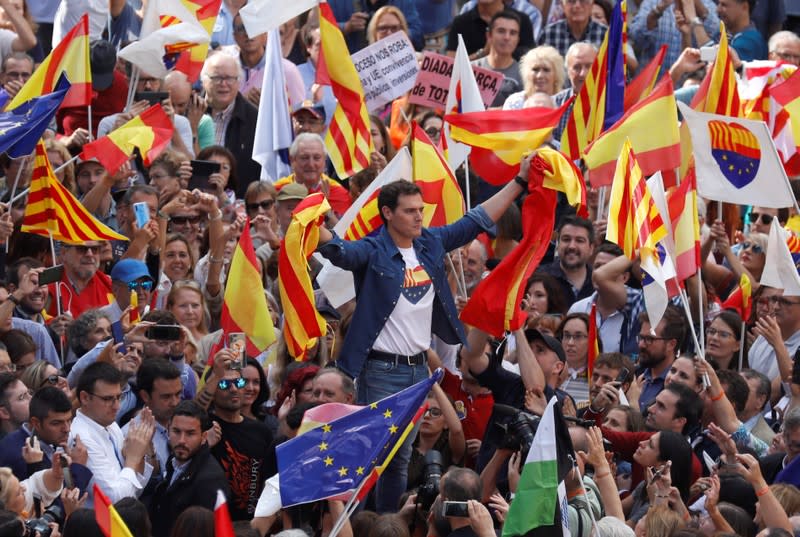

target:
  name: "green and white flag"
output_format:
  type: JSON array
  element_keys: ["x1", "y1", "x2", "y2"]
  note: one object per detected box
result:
[{"x1": 502, "y1": 397, "x2": 569, "y2": 537}]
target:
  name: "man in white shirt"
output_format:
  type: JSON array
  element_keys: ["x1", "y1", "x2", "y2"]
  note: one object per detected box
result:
[{"x1": 70, "y1": 361, "x2": 155, "y2": 505}]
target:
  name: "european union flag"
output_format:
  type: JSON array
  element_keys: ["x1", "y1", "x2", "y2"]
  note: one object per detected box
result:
[
  {"x1": 0, "y1": 75, "x2": 71, "y2": 158},
  {"x1": 277, "y1": 370, "x2": 441, "y2": 507}
]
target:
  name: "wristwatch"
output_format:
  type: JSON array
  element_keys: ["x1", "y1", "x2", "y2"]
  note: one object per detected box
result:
[{"x1": 690, "y1": 16, "x2": 703, "y2": 26}]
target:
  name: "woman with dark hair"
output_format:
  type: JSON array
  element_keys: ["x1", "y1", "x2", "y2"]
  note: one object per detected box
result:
[
  {"x1": 196, "y1": 145, "x2": 238, "y2": 204},
  {"x1": 0, "y1": 329, "x2": 36, "y2": 376},
  {"x1": 706, "y1": 310, "x2": 746, "y2": 370},
  {"x1": 241, "y1": 358, "x2": 269, "y2": 421},
  {"x1": 556, "y1": 313, "x2": 593, "y2": 405},
  {"x1": 369, "y1": 114, "x2": 396, "y2": 165},
  {"x1": 169, "y1": 506, "x2": 214, "y2": 537},
  {"x1": 524, "y1": 273, "x2": 569, "y2": 321},
  {"x1": 65, "y1": 309, "x2": 111, "y2": 371}
]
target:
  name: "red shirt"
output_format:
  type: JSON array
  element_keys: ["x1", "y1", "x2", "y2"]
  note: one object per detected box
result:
[
  {"x1": 441, "y1": 368, "x2": 494, "y2": 468},
  {"x1": 57, "y1": 71, "x2": 129, "y2": 135},
  {"x1": 47, "y1": 271, "x2": 114, "y2": 318}
]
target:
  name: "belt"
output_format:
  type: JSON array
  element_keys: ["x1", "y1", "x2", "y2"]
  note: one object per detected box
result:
[{"x1": 368, "y1": 349, "x2": 427, "y2": 366}]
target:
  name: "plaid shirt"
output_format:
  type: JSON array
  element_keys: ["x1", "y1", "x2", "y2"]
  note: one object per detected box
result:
[
  {"x1": 211, "y1": 101, "x2": 235, "y2": 146},
  {"x1": 552, "y1": 87, "x2": 575, "y2": 144},
  {"x1": 538, "y1": 19, "x2": 607, "y2": 58}
]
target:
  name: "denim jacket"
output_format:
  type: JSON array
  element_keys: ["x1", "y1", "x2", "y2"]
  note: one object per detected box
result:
[{"x1": 318, "y1": 207, "x2": 494, "y2": 378}]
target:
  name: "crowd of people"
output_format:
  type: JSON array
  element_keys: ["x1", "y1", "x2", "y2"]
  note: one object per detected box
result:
[{"x1": 0, "y1": 0, "x2": 794, "y2": 536}]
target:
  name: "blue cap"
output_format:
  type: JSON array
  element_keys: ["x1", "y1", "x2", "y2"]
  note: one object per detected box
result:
[{"x1": 110, "y1": 259, "x2": 153, "y2": 284}]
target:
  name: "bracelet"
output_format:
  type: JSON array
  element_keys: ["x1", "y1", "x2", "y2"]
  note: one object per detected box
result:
[
  {"x1": 7, "y1": 294, "x2": 19, "y2": 306},
  {"x1": 513, "y1": 175, "x2": 528, "y2": 189},
  {"x1": 209, "y1": 256, "x2": 224, "y2": 264},
  {"x1": 209, "y1": 210, "x2": 223, "y2": 221},
  {"x1": 594, "y1": 471, "x2": 611, "y2": 480},
  {"x1": 654, "y1": 494, "x2": 669, "y2": 498},
  {"x1": 710, "y1": 391, "x2": 725, "y2": 402},
  {"x1": 755, "y1": 486, "x2": 770, "y2": 497}
]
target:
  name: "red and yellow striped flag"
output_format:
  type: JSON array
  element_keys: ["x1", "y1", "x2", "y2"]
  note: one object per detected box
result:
[
  {"x1": 666, "y1": 168, "x2": 700, "y2": 281},
  {"x1": 94, "y1": 484, "x2": 134, "y2": 537},
  {"x1": 624, "y1": 45, "x2": 666, "y2": 111},
  {"x1": 80, "y1": 104, "x2": 174, "y2": 175},
  {"x1": 587, "y1": 301, "x2": 599, "y2": 380},
  {"x1": 8, "y1": 14, "x2": 90, "y2": 110},
  {"x1": 411, "y1": 124, "x2": 465, "y2": 227},
  {"x1": 317, "y1": 2, "x2": 373, "y2": 177},
  {"x1": 21, "y1": 142, "x2": 128, "y2": 244},
  {"x1": 691, "y1": 23, "x2": 742, "y2": 117},
  {"x1": 721, "y1": 273, "x2": 752, "y2": 320},
  {"x1": 279, "y1": 193, "x2": 330, "y2": 360},
  {"x1": 605, "y1": 139, "x2": 667, "y2": 260},
  {"x1": 129, "y1": 290, "x2": 140, "y2": 325},
  {"x1": 167, "y1": 0, "x2": 222, "y2": 82},
  {"x1": 343, "y1": 188, "x2": 382, "y2": 240}
]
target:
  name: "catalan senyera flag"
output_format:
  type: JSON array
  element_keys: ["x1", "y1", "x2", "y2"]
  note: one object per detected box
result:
[
  {"x1": 690, "y1": 22, "x2": 742, "y2": 117},
  {"x1": 317, "y1": 2, "x2": 373, "y2": 177},
  {"x1": 94, "y1": 484, "x2": 134, "y2": 537},
  {"x1": 80, "y1": 104, "x2": 174, "y2": 175},
  {"x1": 721, "y1": 273, "x2": 752, "y2": 320},
  {"x1": 583, "y1": 78, "x2": 680, "y2": 186},
  {"x1": 8, "y1": 15, "x2": 90, "y2": 110},
  {"x1": 770, "y1": 68, "x2": 800, "y2": 173},
  {"x1": 666, "y1": 168, "x2": 700, "y2": 282},
  {"x1": 411, "y1": 123, "x2": 465, "y2": 227},
  {"x1": 624, "y1": 44, "x2": 666, "y2": 111},
  {"x1": 219, "y1": 219, "x2": 276, "y2": 357},
  {"x1": 129, "y1": 290, "x2": 140, "y2": 325},
  {"x1": 445, "y1": 99, "x2": 573, "y2": 185},
  {"x1": 344, "y1": 188, "x2": 382, "y2": 241},
  {"x1": 587, "y1": 301, "x2": 599, "y2": 382},
  {"x1": 279, "y1": 193, "x2": 330, "y2": 360},
  {"x1": 22, "y1": 142, "x2": 128, "y2": 244}
]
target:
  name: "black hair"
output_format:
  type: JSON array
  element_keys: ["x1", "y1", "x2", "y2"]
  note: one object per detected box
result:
[
  {"x1": 377, "y1": 180, "x2": 421, "y2": 224},
  {"x1": 657, "y1": 430, "x2": 693, "y2": 502},
  {"x1": 142, "y1": 309, "x2": 179, "y2": 325},
  {"x1": 664, "y1": 382, "x2": 702, "y2": 433},
  {"x1": 527, "y1": 272, "x2": 569, "y2": 315},
  {"x1": 63, "y1": 508, "x2": 104, "y2": 537},
  {"x1": 0, "y1": 330, "x2": 36, "y2": 364},
  {"x1": 136, "y1": 359, "x2": 181, "y2": 395},
  {"x1": 442, "y1": 467, "x2": 481, "y2": 501},
  {"x1": 171, "y1": 400, "x2": 211, "y2": 431},
  {"x1": 557, "y1": 214, "x2": 595, "y2": 244},
  {"x1": 76, "y1": 361, "x2": 124, "y2": 401},
  {"x1": 0, "y1": 373, "x2": 18, "y2": 407},
  {"x1": 244, "y1": 358, "x2": 269, "y2": 420},
  {"x1": 488, "y1": 9, "x2": 521, "y2": 31},
  {"x1": 114, "y1": 497, "x2": 152, "y2": 537},
  {"x1": 29, "y1": 386, "x2": 72, "y2": 421},
  {"x1": 286, "y1": 401, "x2": 320, "y2": 431},
  {"x1": 169, "y1": 506, "x2": 214, "y2": 537},
  {"x1": 6, "y1": 257, "x2": 43, "y2": 287}
]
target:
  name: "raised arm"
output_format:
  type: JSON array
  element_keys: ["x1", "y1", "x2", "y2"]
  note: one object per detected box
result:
[
  {"x1": 513, "y1": 327, "x2": 546, "y2": 392},
  {"x1": 592, "y1": 254, "x2": 632, "y2": 312}
]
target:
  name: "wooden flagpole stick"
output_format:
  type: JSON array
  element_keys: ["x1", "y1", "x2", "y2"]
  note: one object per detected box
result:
[
  {"x1": 738, "y1": 320, "x2": 746, "y2": 371},
  {"x1": 447, "y1": 253, "x2": 467, "y2": 299},
  {"x1": 696, "y1": 267, "x2": 705, "y2": 356},
  {"x1": 6, "y1": 155, "x2": 29, "y2": 253}
]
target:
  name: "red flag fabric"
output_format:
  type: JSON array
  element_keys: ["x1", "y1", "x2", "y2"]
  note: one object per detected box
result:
[
  {"x1": 587, "y1": 301, "x2": 599, "y2": 380},
  {"x1": 624, "y1": 45, "x2": 666, "y2": 111},
  {"x1": 214, "y1": 490, "x2": 235, "y2": 537}
]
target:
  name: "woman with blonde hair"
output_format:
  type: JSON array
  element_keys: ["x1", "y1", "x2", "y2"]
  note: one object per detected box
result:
[
  {"x1": 504, "y1": 45, "x2": 565, "y2": 109},
  {"x1": 19, "y1": 360, "x2": 69, "y2": 396},
  {"x1": 366, "y1": 6, "x2": 409, "y2": 45}
]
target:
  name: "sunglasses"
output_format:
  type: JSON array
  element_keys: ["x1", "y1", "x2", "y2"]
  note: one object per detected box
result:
[
  {"x1": 748, "y1": 212, "x2": 774, "y2": 225},
  {"x1": 741, "y1": 242, "x2": 764, "y2": 254},
  {"x1": 424, "y1": 127, "x2": 441, "y2": 139},
  {"x1": 246, "y1": 200, "x2": 275, "y2": 212},
  {"x1": 170, "y1": 215, "x2": 201, "y2": 225},
  {"x1": 218, "y1": 377, "x2": 246, "y2": 391},
  {"x1": 69, "y1": 245, "x2": 100, "y2": 254},
  {"x1": 127, "y1": 280, "x2": 154, "y2": 291},
  {"x1": 44, "y1": 374, "x2": 63, "y2": 386}
]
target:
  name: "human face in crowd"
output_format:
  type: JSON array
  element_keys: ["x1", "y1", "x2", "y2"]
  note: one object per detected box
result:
[
  {"x1": 561, "y1": 318, "x2": 588, "y2": 369},
  {"x1": 306, "y1": 28, "x2": 321, "y2": 66},
  {"x1": 14, "y1": 265, "x2": 48, "y2": 313},
  {"x1": 530, "y1": 338, "x2": 564, "y2": 380},
  {"x1": 277, "y1": 199, "x2": 302, "y2": 235},
  {"x1": 31, "y1": 409, "x2": 72, "y2": 446},
  {"x1": 1, "y1": 57, "x2": 32, "y2": 86},
  {"x1": 739, "y1": 236, "x2": 766, "y2": 276},
  {"x1": 293, "y1": 110, "x2": 325, "y2": 136},
  {"x1": 563, "y1": 0, "x2": 593, "y2": 27},
  {"x1": 530, "y1": 60, "x2": 556, "y2": 95},
  {"x1": 664, "y1": 356, "x2": 700, "y2": 390},
  {"x1": 241, "y1": 365, "x2": 261, "y2": 410},
  {"x1": 526, "y1": 281, "x2": 549, "y2": 316},
  {"x1": 170, "y1": 288, "x2": 203, "y2": 331},
  {"x1": 645, "y1": 389, "x2": 683, "y2": 431},
  {"x1": 602, "y1": 407, "x2": 630, "y2": 432},
  {"x1": 207, "y1": 153, "x2": 232, "y2": 188},
  {"x1": 61, "y1": 242, "x2": 102, "y2": 282},
  {"x1": 770, "y1": 36, "x2": 800, "y2": 65},
  {"x1": 76, "y1": 162, "x2": 107, "y2": 195},
  {"x1": 246, "y1": 192, "x2": 277, "y2": 221},
  {"x1": 87, "y1": 317, "x2": 112, "y2": 349},
  {"x1": 118, "y1": 343, "x2": 143, "y2": 379},
  {"x1": 0, "y1": 290, "x2": 13, "y2": 332},
  {"x1": 167, "y1": 80, "x2": 192, "y2": 116},
  {"x1": 41, "y1": 364, "x2": 69, "y2": 396},
  {"x1": 421, "y1": 116, "x2": 443, "y2": 146},
  {"x1": 589, "y1": 364, "x2": 622, "y2": 401},
  {"x1": 3, "y1": 476, "x2": 25, "y2": 515},
  {"x1": 486, "y1": 17, "x2": 520, "y2": 58},
  {"x1": 633, "y1": 432, "x2": 661, "y2": 467},
  {"x1": 716, "y1": 0, "x2": 747, "y2": 30},
  {"x1": 743, "y1": 376, "x2": 766, "y2": 419},
  {"x1": 202, "y1": 55, "x2": 241, "y2": 111},
  {"x1": 763, "y1": 287, "x2": 800, "y2": 333},
  {"x1": 169, "y1": 415, "x2": 207, "y2": 463},
  {"x1": 637, "y1": 320, "x2": 672, "y2": 370},
  {"x1": 80, "y1": 379, "x2": 122, "y2": 427},
  {"x1": 13, "y1": 352, "x2": 34, "y2": 377},
  {"x1": 784, "y1": 425, "x2": 800, "y2": 464},
  {"x1": 591, "y1": 3, "x2": 608, "y2": 24},
  {"x1": 592, "y1": 251, "x2": 617, "y2": 272},
  {"x1": 566, "y1": 44, "x2": 596, "y2": 94},
  {"x1": 47, "y1": 149, "x2": 67, "y2": 183},
  {"x1": 420, "y1": 396, "x2": 445, "y2": 436},
  {"x1": 374, "y1": 12, "x2": 403, "y2": 41},
  {"x1": 463, "y1": 241, "x2": 486, "y2": 291},
  {"x1": 291, "y1": 139, "x2": 326, "y2": 187},
  {"x1": 557, "y1": 224, "x2": 593, "y2": 271},
  {"x1": 383, "y1": 193, "x2": 425, "y2": 245},
  {"x1": 168, "y1": 213, "x2": 202, "y2": 247},
  {"x1": 312, "y1": 372, "x2": 352, "y2": 404},
  {"x1": 705, "y1": 317, "x2": 740, "y2": 362},
  {"x1": 370, "y1": 119, "x2": 386, "y2": 156},
  {"x1": 112, "y1": 277, "x2": 152, "y2": 312},
  {"x1": 149, "y1": 165, "x2": 181, "y2": 203},
  {"x1": 748, "y1": 206, "x2": 778, "y2": 234},
  {"x1": 142, "y1": 377, "x2": 183, "y2": 425},
  {"x1": 0, "y1": 381, "x2": 30, "y2": 428},
  {"x1": 0, "y1": 350, "x2": 13, "y2": 373},
  {"x1": 136, "y1": 71, "x2": 163, "y2": 93},
  {"x1": 214, "y1": 370, "x2": 245, "y2": 413},
  {"x1": 233, "y1": 14, "x2": 267, "y2": 57}
]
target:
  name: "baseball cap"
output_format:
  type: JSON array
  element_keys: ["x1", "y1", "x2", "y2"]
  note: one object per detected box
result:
[
  {"x1": 110, "y1": 259, "x2": 153, "y2": 284},
  {"x1": 292, "y1": 100, "x2": 326, "y2": 121},
  {"x1": 314, "y1": 291, "x2": 341, "y2": 321},
  {"x1": 276, "y1": 182, "x2": 309, "y2": 202},
  {"x1": 90, "y1": 40, "x2": 117, "y2": 92},
  {"x1": 524, "y1": 328, "x2": 567, "y2": 363}
]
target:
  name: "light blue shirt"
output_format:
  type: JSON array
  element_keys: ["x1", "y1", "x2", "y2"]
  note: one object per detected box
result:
[{"x1": 11, "y1": 318, "x2": 60, "y2": 368}]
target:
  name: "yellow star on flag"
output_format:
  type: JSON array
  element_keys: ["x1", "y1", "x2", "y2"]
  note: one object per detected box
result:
[
  {"x1": 389, "y1": 424, "x2": 398, "y2": 434},
  {"x1": 322, "y1": 424, "x2": 332, "y2": 433},
  {"x1": 356, "y1": 466, "x2": 365, "y2": 475},
  {"x1": 369, "y1": 402, "x2": 378, "y2": 409},
  {"x1": 383, "y1": 409, "x2": 392, "y2": 419},
  {"x1": 338, "y1": 466, "x2": 348, "y2": 477},
  {"x1": 324, "y1": 456, "x2": 334, "y2": 466},
  {"x1": 319, "y1": 442, "x2": 328, "y2": 451}
]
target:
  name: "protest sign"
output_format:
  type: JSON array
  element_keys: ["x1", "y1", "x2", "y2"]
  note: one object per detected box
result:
[
  {"x1": 351, "y1": 32, "x2": 419, "y2": 112},
  {"x1": 409, "y1": 52, "x2": 502, "y2": 110}
]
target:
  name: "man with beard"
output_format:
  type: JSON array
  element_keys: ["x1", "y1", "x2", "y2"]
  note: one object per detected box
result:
[
  {"x1": 538, "y1": 215, "x2": 596, "y2": 308},
  {"x1": 7, "y1": 259, "x2": 71, "y2": 343},
  {"x1": 636, "y1": 305, "x2": 686, "y2": 412},
  {"x1": 150, "y1": 400, "x2": 228, "y2": 537}
]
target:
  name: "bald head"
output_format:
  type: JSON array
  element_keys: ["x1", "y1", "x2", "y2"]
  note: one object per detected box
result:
[{"x1": 164, "y1": 71, "x2": 192, "y2": 116}]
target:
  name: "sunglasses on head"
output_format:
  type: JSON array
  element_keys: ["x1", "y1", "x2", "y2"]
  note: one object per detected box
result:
[
  {"x1": 748, "y1": 212, "x2": 774, "y2": 225},
  {"x1": 127, "y1": 280, "x2": 153, "y2": 291},
  {"x1": 246, "y1": 200, "x2": 275, "y2": 212},
  {"x1": 741, "y1": 242, "x2": 764, "y2": 254},
  {"x1": 217, "y1": 377, "x2": 246, "y2": 391}
]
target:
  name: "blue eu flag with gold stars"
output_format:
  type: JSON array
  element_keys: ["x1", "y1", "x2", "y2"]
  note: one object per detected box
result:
[
  {"x1": 276, "y1": 370, "x2": 442, "y2": 507},
  {"x1": 0, "y1": 75, "x2": 70, "y2": 158}
]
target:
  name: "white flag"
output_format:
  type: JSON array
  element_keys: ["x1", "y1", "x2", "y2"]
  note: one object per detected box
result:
[
  {"x1": 240, "y1": 0, "x2": 320, "y2": 38},
  {"x1": 444, "y1": 35, "x2": 485, "y2": 172},
  {"x1": 677, "y1": 101, "x2": 794, "y2": 209},
  {"x1": 760, "y1": 218, "x2": 800, "y2": 296},
  {"x1": 252, "y1": 29, "x2": 293, "y2": 182}
]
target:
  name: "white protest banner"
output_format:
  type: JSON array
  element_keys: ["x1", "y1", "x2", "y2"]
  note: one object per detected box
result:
[
  {"x1": 409, "y1": 51, "x2": 502, "y2": 110},
  {"x1": 350, "y1": 32, "x2": 419, "y2": 112}
]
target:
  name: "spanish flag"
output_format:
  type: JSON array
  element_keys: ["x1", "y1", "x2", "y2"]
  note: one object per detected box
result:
[
  {"x1": 691, "y1": 23, "x2": 742, "y2": 117},
  {"x1": 666, "y1": 168, "x2": 701, "y2": 282},
  {"x1": 8, "y1": 15, "x2": 90, "y2": 110},
  {"x1": 317, "y1": 2, "x2": 373, "y2": 177},
  {"x1": 721, "y1": 273, "x2": 752, "y2": 320},
  {"x1": 167, "y1": 0, "x2": 222, "y2": 82},
  {"x1": 624, "y1": 45, "x2": 666, "y2": 111},
  {"x1": 94, "y1": 484, "x2": 134, "y2": 537},
  {"x1": 587, "y1": 301, "x2": 599, "y2": 380},
  {"x1": 411, "y1": 124, "x2": 465, "y2": 227},
  {"x1": 22, "y1": 142, "x2": 128, "y2": 244},
  {"x1": 444, "y1": 99, "x2": 572, "y2": 185},
  {"x1": 80, "y1": 104, "x2": 174, "y2": 175},
  {"x1": 279, "y1": 193, "x2": 330, "y2": 360}
]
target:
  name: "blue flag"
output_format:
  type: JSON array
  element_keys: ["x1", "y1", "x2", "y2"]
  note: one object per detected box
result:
[
  {"x1": 0, "y1": 76, "x2": 71, "y2": 158},
  {"x1": 603, "y1": 1, "x2": 626, "y2": 130},
  {"x1": 276, "y1": 370, "x2": 441, "y2": 507}
]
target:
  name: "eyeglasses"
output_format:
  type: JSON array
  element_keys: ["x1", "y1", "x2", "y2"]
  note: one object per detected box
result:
[
  {"x1": 68, "y1": 245, "x2": 100, "y2": 254},
  {"x1": 89, "y1": 392, "x2": 123, "y2": 404},
  {"x1": 768, "y1": 296, "x2": 800, "y2": 307},
  {"x1": 741, "y1": 242, "x2": 764, "y2": 254},
  {"x1": 706, "y1": 327, "x2": 734, "y2": 339},
  {"x1": 376, "y1": 24, "x2": 402, "y2": 34},
  {"x1": 170, "y1": 215, "x2": 201, "y2": 225},
  {"x1": 637, "y1": 334, "x2": 667, "y2": 345},
  {"x1": 127, "y1": 280, "x2": 154, "y2": 291},
  {"x1": 218, "y1": 377, "x2": 247, "y2": 391},
  {"x1": 232, "y1": 24, "x2": 248, "y2": 35},
  {"x1": 149, "y1": 173, "x2": 172, "y2": 181},
  {"x1": 748, "y1": 212, "x2": 774, "y2": 225},
  {"x1": 8, "y1": 389, "x2": 33, "y2": 403},
  {"x1": 561, "y1": 332, "x2": 588, "y2": 342},
  {"x1": 246, "y1": 200, "x2": 275, "y2": 212},
  {"x1": 773, "y1": 50, "x2": 800, "y2": 63},
  {"x1": 208, "y1": 75, "x2": 238, "y2": 85},
  {"x1": 424, "y1": 127, "x2": 441, "y2": 139},
  {"x1": 564, "y1": 0, "x2": 592, "y2": 5},
  {"x1": 424, "y1": 407, "x2": 443, "y2": 418}
]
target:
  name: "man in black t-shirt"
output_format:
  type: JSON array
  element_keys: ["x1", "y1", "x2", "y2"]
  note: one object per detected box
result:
[{"x1": 210, "y1": 368, "x2": 275, "y2": 521}]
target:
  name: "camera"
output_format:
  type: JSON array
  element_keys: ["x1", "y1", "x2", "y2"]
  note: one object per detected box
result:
[
  {"x1": 417, "y1": 450, "x2": 443, "y2": 511},
  {"x1": 25, "y1": 505, "x2": 63, "y2": 537},
  {"x1": 493, "y1": 404, "x2": 540, "y2": 459}
]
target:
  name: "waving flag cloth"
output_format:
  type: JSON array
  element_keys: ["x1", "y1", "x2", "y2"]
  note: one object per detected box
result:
[
  {"x1": 770, "y1": 68, "x2": 800, "y2": 175},
  {"x1": 666, "y1": 168, "x2": 701, "y2": 282},
  {"x1": 606, "y1": 139, "x2": 672, "y2": 328},
  {"x1": 624, "y1": 44, "x2": 666, "y2": 111},
  {"x1": 279, "y1": 193, "x2": 330, "y2": 360},
  {"x1": 587, "y1": 301, "x2": 600, "y2": 380},
  {"x1": 94, "y1": 484, "x2": 134, "y2": 537},
  {"x1": 317, "y1": 2, "x2": 373, "y2": 177},
  {"x1": 678, "y1": 102, "x2": 795, "y2": 208},
  {"x1": 445, "y1": 99, "x2": 573, "y2": 185},
  {"x1": 0, "y1": 76, "x2": 71, "y2": 157},
  {"x1": 22, "y1": 142, "x2": 128, "y2": 243},
  {"x1": 214, "y1": 490, "x2": 235, "y2": 537},
  {"x1": 603, "y1": 0, "x2": 626, "y2": 130},
  {"x1": 502, "y1": 397, "x2": 575, "y2": 537},
  {"x1": 721, "y1": 273, "x2": 752, "y2": 319},
  {"x1": 444, "y1": 35, "x2": 486, "y2": 171},
  {"x1": 761, "y1": 218, "x2": 800, "y2": 296},
  {"x1": 583, "y1": 78, "x2": 680, "y2": 186},
  {"x1": 168, "y1": 0, "x2": 221, "y2": 81},
  {"x1": 240, "y1": 0, "x2": 319, "y2": 37},
  {"x1": 315, "y1": 149, "x2": 412, "y2": 308},
  {"x1": 461, "y1": 148, "x2": 587, "y2": 337},
  {"x1": 7, "y1": 15, "x2": 90, "y2": 110},
  {"x1": 80, "y1": 104, "x2": 174, "y2": 176},
  {"x1": 691, "y1": 23, "x2": 742, "y2": 117},
  {"x1": 411, "y1": 124, "x2": 465, "y2": 227}
]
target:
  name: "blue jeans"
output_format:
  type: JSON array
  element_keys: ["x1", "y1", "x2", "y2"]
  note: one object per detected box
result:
[{"x1": 358, "y1": 359, "x2": 428, "y2": 513}]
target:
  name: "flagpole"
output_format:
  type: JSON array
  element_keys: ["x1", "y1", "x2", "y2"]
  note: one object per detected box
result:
[
  {"x1": 447, "y1": 254, "x2": 467, "y2": 298},
  {"x1": 464, "y1": 158, "x2": 471, "y2": 210},
  {"x1": 673, "y1": 277, "x2": 711, "y2": 388},
  {"x1": 126, "y1": 67, "x2": 140, "y2": 111},
  {"x1": 9, "y1": 154, "x2": 82, "y2": 207},
  {"x1": 456, "y1": 251, "x2": 468, "y2": 298},
  {"x1": 54, "y1": 155, "x2": 80, "y2": 174},
  {"x1": 328, "y1": 475, "x2": 371, "y2": 537},
  {"x1": 6, "y1": 155, "x2": 29, "y2": 253},
  {"x1": 696, "y1": 267, "x2": 705, "y2": 356},
  {"x1": 87, "y1": 105, "x2": 94, "y2": 141},
  {"x1": 596, "y1": 185, "x2": 607, "y2": 222},
  {"x1": 738, "y1": 320, "x2": 746, "y2": 371},
  {"x1": 569, "y1": 455, "x2": 598, "y2": 534}
]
